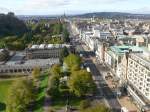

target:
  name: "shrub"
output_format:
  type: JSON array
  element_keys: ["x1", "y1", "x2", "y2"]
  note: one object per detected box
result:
[{"x1": 80, "y1": 100, "x2": 91, "y2": 110}]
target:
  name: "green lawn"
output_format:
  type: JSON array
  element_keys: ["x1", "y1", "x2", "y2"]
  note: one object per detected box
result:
[
  {"x1": 0, "y1": 74, "x2": 83, "y2": 112},
  {"x1": 0, "y1": 79, "x2": 14, "y2": 112},
  {"x1": 52, "y1": 95, "x2": 84, "y2": 110},
  {"x1": 33, "y1": 74, "x2": 49, "y2": 112},
  {"x1": 0, "y1": 74, "x2": 49, "y2": 112}
]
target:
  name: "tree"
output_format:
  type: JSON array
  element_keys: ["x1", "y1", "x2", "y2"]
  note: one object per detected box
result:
[
  {"x1": 50, "y1": 64, "x2": 61, "y2": 78},
  {"x1": 62, "y1": 28, "x2": 70, "y2": 43},
  {"x1": 6, "y1": 79, "x2": 36, "y2": 112},
  {"x1": 0, "y1": 13, "x2": 27, "y2": 36},
  {"x1": 32, "y1": 66, "x2": 41, "y2": 81},
  {"x1": 80, "y1": 100, "x2": 91, "y2": 110},
  {"x1": 80, "y1": 103, "x2": 111, "y2": 112},
  {"x1": 47, "y1": 76, "x2": 60, "y2": 98},
  {"x1": 60, "y1": 47, "x2": 69, "y2": 64},
  {"x1": 22, "y1": 33, "x2": 33, "y2": 44},
  {"x1": 53, "y1": 23, "x2": 63, "y2": 35},
  {"x1": 64, "y1": 54, "x2": 81, "y2": 71},
  {"x1": 71, "y1": 64, "x2": 81, "y2": 72},
  {"x1": 68, "y1": 70, "x2": 96, "y2": 97},
  {"x1": 47, "y1": 107, "x2": 55, "y2": 112},
  {"x1": 61, "y1": 47, "x2": 69, "y2": 59}
]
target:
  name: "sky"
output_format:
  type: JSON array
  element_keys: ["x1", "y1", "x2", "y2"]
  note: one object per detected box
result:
[{"x1": 0, "y1": 0, "x2": 150, "y2": 15}]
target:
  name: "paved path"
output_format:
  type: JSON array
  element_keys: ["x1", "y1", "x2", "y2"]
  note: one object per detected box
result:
[
  {"x1": 76, "y1": 41, "x2": 121, "y2": 111},
  {"x1": 69, "y1": 23, "x2": 121, "y2": 111},
  {"x1": 43, "y1": 95, "x2": 52, "y2": 112}
]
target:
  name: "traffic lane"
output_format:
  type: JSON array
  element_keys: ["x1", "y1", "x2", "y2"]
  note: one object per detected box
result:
[
  {"x1": 88, "y1": 63, "x2": 115, "y2": 98},
  {"x1": 74, "y1": 37, "x2": 121, "y2": 110},
  {"x1": 85, "y1": 60, "x2": 121, "y2": 109}
]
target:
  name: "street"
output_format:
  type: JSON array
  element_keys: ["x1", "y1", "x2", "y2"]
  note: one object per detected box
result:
[{"x1": 70, "y1": 30, "x2": 121, "y2": 111}]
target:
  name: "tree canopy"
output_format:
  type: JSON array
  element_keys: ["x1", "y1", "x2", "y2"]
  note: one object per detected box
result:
[
  {"x1": 62, "y1": 27, "x2": 70, "y2": 43},
  {"x1": 32, "y1": 66, "x2": 41, "y2": 80},
  {"x1": 50, "y1": 64, "x2": 61, "y2": 78},
  {"x1": 0, "y1": 13, "x2": 27, "y2": 37},
  {"x1": 80, "y1": 103, "x2": 111, "y2": 112},
  {"x1": 64, "y1": 54, "x2": 81, "y2": 70},
  {"x1": 68, "y1": 70, "x2": 96, "y2": 97},
  {"x1": 47, "y1": 76, "x2": 60, "y2": 98},
  {"x1": 6, "y1": 79, "x2": 36, "y2": 112}
]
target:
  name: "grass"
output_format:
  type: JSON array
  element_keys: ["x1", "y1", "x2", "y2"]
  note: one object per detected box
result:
[
  {"x1": 0, "y1": 74, "x2": 84, "y2": 112},
  {"x1": 0, "y1": 74, "x2": 49, "y2": 112},
  {"x1": 32, "y1": 73, "x2": 84, "y2": 111},
  {"x1": 52, "y1": 94, "x2": 84, "y2": 110},
  {"x1": 0, "y1": 79, "x2": 14, "y2": 112},
  {"x1": 33, "y1": 74, "x2": 49, "y2": 112}
]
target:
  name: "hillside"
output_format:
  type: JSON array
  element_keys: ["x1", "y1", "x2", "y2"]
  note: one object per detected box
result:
[
  {"x1": 74, "y1": 12, "x2": 150, "y2": 19},
  {"x1": 0, "y1": 12, "x2": 27, "y2": 37}
]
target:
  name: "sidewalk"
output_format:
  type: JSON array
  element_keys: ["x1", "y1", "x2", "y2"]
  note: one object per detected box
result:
[
  {"x1": 118, "y1": 96, "x2": 139, "y2": 112},
  {"x1": 94, "y1": 59, "x2": 139, "y2": 112}
]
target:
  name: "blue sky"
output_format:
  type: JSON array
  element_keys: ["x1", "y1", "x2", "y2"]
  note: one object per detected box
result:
[{"x1": 0, "y1": 0, "x2": 150, "y2": 15}]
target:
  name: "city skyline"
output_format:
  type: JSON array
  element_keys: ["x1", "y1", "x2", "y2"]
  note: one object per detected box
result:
[{"x1": 0, "y1": 0, "x2": 150, "y2": 15}]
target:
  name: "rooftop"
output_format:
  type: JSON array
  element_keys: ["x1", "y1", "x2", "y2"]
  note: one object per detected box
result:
[
  {"x1": 110, "y1": 45, "x2": 143, "y2": 55},
  {"x1": 29, "y1": 44, "x2": 71, "y2": 50},
  {"x1": 6, "y1": 52, "x2": 59, "y2": 67}
]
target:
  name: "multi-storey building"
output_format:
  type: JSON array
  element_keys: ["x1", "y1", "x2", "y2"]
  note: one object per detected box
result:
[
  {"x1": 26, "y1": 44, "x2": 70, "y2": 59},
  {"x1": 105, "y1": 45, "x2": 143, "y2": 75},
  {"x1": 127, "y1": 52, "x2": 150, "y2": 111},
  {"x1": 0, "y1": 49, "x2": 9, "y2": 62}
]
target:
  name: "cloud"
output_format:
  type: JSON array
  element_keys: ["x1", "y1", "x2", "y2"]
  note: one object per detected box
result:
[
  {"x1": 20, "y1": 0, "x2": 129, "y2": 10},
  {"x1": 22, "y1": 0, "x2": 71, "y2": 10},
  {"x1": 0, "y1": 0, "x2": 136, "y2": 15},
  {"x1": 0, "y1": 7, "x2": 10, "y2": 14},
  {"x1": 133, "y1": 7, "x2": 150, "y2": 14}
]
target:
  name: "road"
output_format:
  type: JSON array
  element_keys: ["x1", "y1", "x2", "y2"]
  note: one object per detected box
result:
[{"x1": 69, "y1": 26, "x2": 121, "y2": 111}]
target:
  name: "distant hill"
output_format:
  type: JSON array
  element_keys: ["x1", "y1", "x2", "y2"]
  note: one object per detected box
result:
[
  {"x1": 74, "y1": 12, "x2": 150, "y2": 19},
  {"x1": 0, "y1": 12, "x2": 28, "y2": 37}
]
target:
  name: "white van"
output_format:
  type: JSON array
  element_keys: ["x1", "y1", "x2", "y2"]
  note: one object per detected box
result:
[
  {"x1": 121, "y1": 107, "x2": 129, "y2": 112},
  {"x1": 121, "y1": 107, "x2": 137, "y2": 112}
]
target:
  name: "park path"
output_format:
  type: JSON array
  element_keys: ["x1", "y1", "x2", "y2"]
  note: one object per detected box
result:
[
  {"x1": 43, "y1": 75, "x2": 52, "y2": 112},
  {"x1": 43, "y1": 94, "x2": 52, "y2": 112}
]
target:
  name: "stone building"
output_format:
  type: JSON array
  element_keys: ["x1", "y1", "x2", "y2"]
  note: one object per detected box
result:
[{"x1": 26, "y1": 44, "x2": 70, "y2": 59}]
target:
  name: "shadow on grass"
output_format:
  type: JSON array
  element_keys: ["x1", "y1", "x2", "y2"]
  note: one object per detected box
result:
[
  {"x1": 38, "y1": 86, "x2": 46, "y2": 93},
  {"x1": 32, "y1": 74, "x2": 49, "y2": 111},
  {"x1": 39, "y1": 74, "x2": 48, "y2": 81},
  {"x1": 51, "y1": 95, "x2": 84, "y2": 110},
  {"x1": 0, "y1": 102, "x2": 6, "y2": 111},
  {"x1": 33, "y1": 96, "x2": 45, "y2": 111}
]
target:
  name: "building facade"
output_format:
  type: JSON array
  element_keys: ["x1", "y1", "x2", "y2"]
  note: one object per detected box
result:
[
  {"x1": 127, "y1": 53, "x2": 150, "y2": 110},
  {"x1": 26, "y1": 44, "x2": 70, "y2": 59}
]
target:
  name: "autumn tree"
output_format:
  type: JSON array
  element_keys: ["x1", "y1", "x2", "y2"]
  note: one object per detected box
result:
[
  {"x1": 50, "y1": 64, "x2": 61, "y2": 78},
  {"x1": 80, "y1": 103, "x2": 111, "y2": 112},
  {"x1": 68, "y1": 70, "x2": 96, "y2": 97},
  {"x1": 6, "y1": 79, "x2": 36, "y2": 112},
  {"x1": 32, "y1": 66, "x2": 41, "y2": 81},
  {"x1": 47, "y1": 76, "x2": 60, "y2": 98},
  {"x1": 64, "y1": 54, "x2": 81, "y2": 71}
]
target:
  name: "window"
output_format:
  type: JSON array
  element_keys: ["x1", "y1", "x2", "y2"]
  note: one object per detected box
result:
[
  {"x1": 148, "y1": 72, "x2": 150, "y2": 77},
  {"x1": 147, "y1": 84, "x2": 150, "y2": 86},
  {"x1": 146, "y1": 88, "x2": 149, "y2": 92},
  {"x1": 147, "y1": 79, "x2": 150, "y2": 82},
  {"x1": 145, "y1": 93, "x2": 149, "y2": 96}
]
